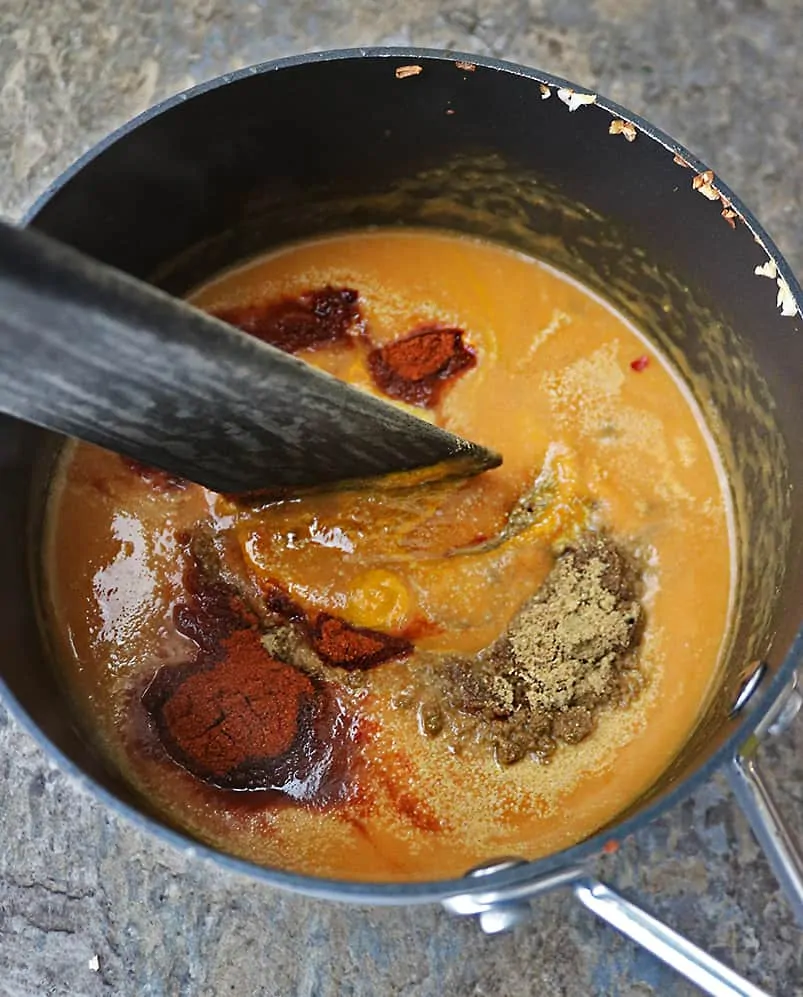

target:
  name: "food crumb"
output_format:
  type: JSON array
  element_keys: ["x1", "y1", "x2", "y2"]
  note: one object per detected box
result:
[
  {"x1": 692, "y1": 170, "x2": 720, "y2": 201},
  {"x1": 776, "y1": 276, "x2": 797, "y2": 317},
  {"x1": 557, "y1": 88, "x2": 597, "y2": 111},
  {"x1": 754, "y1": 260, "x2": 778, "y2": 279},
  {"x1": 88, "y1": 956, "x2": 100, "y2": 973},
  {"x1": 455, "y1": 60, "x2": 476, "y2": 71},
  {"x1": 609, "y1": 119, "x2": 637, "y2": 142},
  {"x1": 630, "y1": 355, "x2": 650, "y2": 372},
  {"x1": 539, "y1": 83, "x2": 551, "y2": 99},
  {"x1": 396, "y1": 65, "x2": 423, "y2": 79}
]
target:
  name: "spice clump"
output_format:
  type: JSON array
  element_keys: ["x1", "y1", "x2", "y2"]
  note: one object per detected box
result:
[
  {"x1": 368, "y1": 325, "x2": 476, "y2": 407},
  {"x1": 143, "y1": 629, "x2": 316, "y2": 789},
  {"x1": 213, "y1": 286, "x2": 361, "y2": 354},
  {"x1": 311, "y1": 613, "x2": 413, "y2": 671},
  {"x1": 141, "y1": 536, "x2": 357, "y2": 798},
  {"x1": 422, "y1": 534, "x2": 644, "y2": 765}
]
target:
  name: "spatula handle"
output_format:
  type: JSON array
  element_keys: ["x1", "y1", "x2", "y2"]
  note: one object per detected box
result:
[{"x1": 0, "y1": 220, "x2": 498, "y2": 493}]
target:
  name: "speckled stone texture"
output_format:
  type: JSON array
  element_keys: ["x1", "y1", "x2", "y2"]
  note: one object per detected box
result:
[{"x1": 0, "y1": 2, "x2": 801, "y2": 995}]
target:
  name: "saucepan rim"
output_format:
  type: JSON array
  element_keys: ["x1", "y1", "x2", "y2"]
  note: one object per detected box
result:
[{"x1": 4, "y1": 45, "x2": 801, "y2": 905}]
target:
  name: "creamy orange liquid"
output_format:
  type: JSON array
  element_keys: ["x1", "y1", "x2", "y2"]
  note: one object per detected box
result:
[{"x1": 42, "y1": 230, "x2": 733, "y2": 881}]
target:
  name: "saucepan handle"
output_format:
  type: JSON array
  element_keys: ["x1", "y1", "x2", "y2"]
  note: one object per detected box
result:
[
  {"x1": 727, "y1": 674, "x2": 803, "y2": 928},
  {"x1": 443, "y1": 870, "x2": 771, "y2": 996},
  {"x1": 574, "y1": 878, "x2": 771, "y2": 997}
]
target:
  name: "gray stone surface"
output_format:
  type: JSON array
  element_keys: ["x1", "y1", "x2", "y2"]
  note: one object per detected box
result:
[{"x1": 0, "y1": 1, "x2": 801, "y2": 994}]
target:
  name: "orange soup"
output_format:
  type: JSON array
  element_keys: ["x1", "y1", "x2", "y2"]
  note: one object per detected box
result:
[{"x1": 41, "y1": 230, "x2": 733, "y2": 881}]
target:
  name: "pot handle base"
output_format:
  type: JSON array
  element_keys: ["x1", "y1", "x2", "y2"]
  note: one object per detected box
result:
[
  {"x1": 442, "y1": 866, "x2": 771, "y2": 996},
  {"x1": 728, "y1": 674, "x2": 803, "y2": 927},
  {"x1": 573, "y1": 878, "x2": 771, "y2": 997}
]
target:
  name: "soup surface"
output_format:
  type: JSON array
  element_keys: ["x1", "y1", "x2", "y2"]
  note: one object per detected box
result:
[{"x1": 42, "y1": 229, "x2": 732, "y2": 881}]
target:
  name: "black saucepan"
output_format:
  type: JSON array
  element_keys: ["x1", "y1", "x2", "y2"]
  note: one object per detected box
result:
[{"x1": 2, "y1": 49, "x2": 801, "y2": 996}]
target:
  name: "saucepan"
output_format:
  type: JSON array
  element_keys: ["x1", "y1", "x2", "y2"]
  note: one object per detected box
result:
[{"x1": 1, "y1": 49, "x2": 801, "y2": 997}]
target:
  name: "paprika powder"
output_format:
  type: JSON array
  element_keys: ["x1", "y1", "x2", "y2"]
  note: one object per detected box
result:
[
  {"x1": 144, "y1": 545, "x2": 336, "y2": 793},
  {"x1": 143, "y1": 628, "x2": 318, "y2": 790},
  {"x1": 311, "y1": 613, "x2": 413, "y2": 671},
  {"x1": 367, "y1": 325, "x2": 476, "y2": 407}
]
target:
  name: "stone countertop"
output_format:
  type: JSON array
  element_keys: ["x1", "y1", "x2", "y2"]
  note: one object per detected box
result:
[{"x1": 1, "y1": 1, "x2": 801, "y2": 995}]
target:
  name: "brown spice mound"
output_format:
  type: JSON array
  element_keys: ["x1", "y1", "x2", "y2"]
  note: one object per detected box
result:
[
  {"x1": 507, "y1": 536, "x2": 641, "y2": 711},
  {"x1": 213, "y1": 286, "x2": 361, "y2": 354},
  {"x1": 368, "y1": 326, "x2": 476, "y2": 407},
  {"x1": 427, "y1": 533, "x2": 644, "y2": 765}
]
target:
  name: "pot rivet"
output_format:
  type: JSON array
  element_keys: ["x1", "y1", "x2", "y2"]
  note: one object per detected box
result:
[
  {"x1": 463, "y1": 858, "x2": 532, "y2": 935},
  {"x1": 467, "y1": 857, "x2": 527, "y2": 878},
  {"x1": 730, "y1": 661, "x2": 768, "y2": 717}
]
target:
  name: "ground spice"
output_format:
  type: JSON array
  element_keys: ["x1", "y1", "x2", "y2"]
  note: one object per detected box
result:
[
  {"x1": 143, "y1": 628, "x2": 317, "y2": 788},
  {"x1": 507, "y1": 536, "x2": 641, "y2": 712},
  {"x1": 213, "y1": 286, "x2": 361, "y2": 354},
  {"x1": 257, "y1": 583, "x2": 414, "y2": 673},
  {"x1": 143, "y1": 539, "x2": 343, "y2": 792},
  {"x1": 311, "y1": 613, "x2": 413, "y2": 671},
  {"x1": 367, "y1": 325, "x2": 476, "y2": 407},
  {"x1": 425, "y1": 534, "x2": 644, "y2": 765},
  {"x1": 172, "y1": 542, "x2": 258, "y2": 653}
]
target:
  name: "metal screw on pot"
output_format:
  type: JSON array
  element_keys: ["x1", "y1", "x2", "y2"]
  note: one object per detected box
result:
[
  {"x1": 447, "y1": 859, "x2": 533, "y2": 933},
  {"x1": 730, "y1": 661, "x2": 769, "y2": 717}
]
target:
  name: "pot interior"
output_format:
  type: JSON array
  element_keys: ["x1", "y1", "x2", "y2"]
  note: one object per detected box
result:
[{"x1": 2, "y1": 52, "x2": 802, "y2": 878}]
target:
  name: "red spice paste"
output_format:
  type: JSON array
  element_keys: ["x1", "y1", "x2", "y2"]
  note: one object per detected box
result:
[
  {"x1": 173, "y1": 557, "x2": 258, "y2": 653},
  {"x1": 367, "y1": 325, "x2": 476, "y2": 407},
  {"x1": 143, "y1": 629, "x2": 318, "y2": 790},
  {"x1": 213, "y1": 286, "x2": 361, "y2": 354},
  {"x1": 311, "y1": 613, "x2": 413, "y2": 671},
  {"x1": 261, "y1": 584, "x2": 414, "y2": 671},
  {"x1": 142, "y1": 550, "x2": 351, "y2": 794}
]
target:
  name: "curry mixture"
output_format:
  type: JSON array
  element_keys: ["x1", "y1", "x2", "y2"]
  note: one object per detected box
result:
[{"x1": 41, "y1": 230, "x2": 733, "y2": 881}]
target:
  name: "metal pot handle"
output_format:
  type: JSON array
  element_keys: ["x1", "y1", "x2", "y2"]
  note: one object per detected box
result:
[
  {"x1": 727, "y1": 673, "x2": 803, "y2": 927},
  {"x1": 442, "y1": 673, "x2": 803, "y2": 995},
  {"x1": 574, "y1": 878, "x2": 770, "y2": 997},
  {"x1": 443, "y1": 867, "x2": 771, "y2": 996}
]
